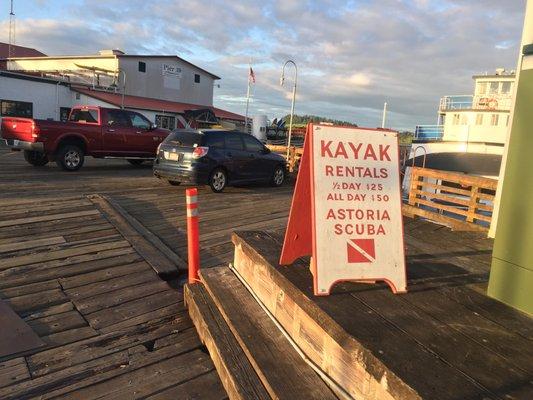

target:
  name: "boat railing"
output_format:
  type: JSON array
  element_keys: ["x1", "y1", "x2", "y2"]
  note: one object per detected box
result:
[
  {"x1": 439, "y1": 95, "x2": 473, "y2": 111},
  {"x1": 414, "y1": 125, "x2": 444, "y2": 140}
]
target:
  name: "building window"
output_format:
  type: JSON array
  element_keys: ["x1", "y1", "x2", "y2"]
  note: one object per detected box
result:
[
  {"x1": 0, "y1": 100, "x2": 33, "y2": 118},
  {"x1": 155, "y1": 115, "x2": 176, "y2": 130},
  {"x1": 475, "y1": 114, "x2": 484, "y2": 125},
  {"x1": 501, "y1": 81, "x2": 512, "y2": 94},
  {"x1": 506, "y1": 115, "x2": 510, "y2": 126},
  {"x1": 489, "y1": 81, "x2": 499, "y2": 94},
  {"x1": 194, "y1": 74, "x2": 200, "y2": 83},
  {"x1": 138, "y1": 61, "x2": 146, "y2": 73},
  {"x1": 60, "y1": 107, "x2": 71, "y2": 122},
  {"x1": 460, "y1": 114, "x2": 468, "y2": 125},
  {"x1": 490, "y1": 114, "x2": 499, "y2": 126},
  {"x1": 453, "y1": 113, "x2": 460, "y2": 125}
]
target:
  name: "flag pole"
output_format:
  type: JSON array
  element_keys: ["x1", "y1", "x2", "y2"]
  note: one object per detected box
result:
[{"x1": 245, "y1": 74, "x2": 251, "y2": 133}]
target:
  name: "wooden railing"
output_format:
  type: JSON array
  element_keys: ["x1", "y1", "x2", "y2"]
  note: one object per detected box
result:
[
  {"x1": 403, "y1": 167, "x2": 498, "y2": 231},
  {"x1": 266, "y1": 145, "x2": 304, "y2": 172}
]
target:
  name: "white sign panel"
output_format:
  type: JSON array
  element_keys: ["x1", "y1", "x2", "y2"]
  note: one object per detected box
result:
[
  {"x1": 311, "y1": 125, "x2": 406, "y2": 294},
  {"x1": 162, "y1": 64, "x2": 182, "y2": 78}
]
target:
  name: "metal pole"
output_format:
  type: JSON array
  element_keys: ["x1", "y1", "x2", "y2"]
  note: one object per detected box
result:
[
  {"x1": 245, "y1": 77, "x2": 251, "y2": 133},
  {"x1": 280, "y1": 60, "x2": 298, "y2": 162},
  {"x1": 381, "y1": 102, "x2": 387, "y2": 128}
]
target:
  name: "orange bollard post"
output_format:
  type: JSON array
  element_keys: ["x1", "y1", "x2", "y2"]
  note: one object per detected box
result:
[{"x1": 186, "y1": 188, "x2": 200, "y2": 284}]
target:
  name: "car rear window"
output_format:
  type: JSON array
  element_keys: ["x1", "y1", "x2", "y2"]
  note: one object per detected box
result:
[
  {"x1": 164, "y1": 131, "x2": 203, "y2": 147},
  {"x1": 69, "y1": 109, "x2": 98, "y2": 123}
]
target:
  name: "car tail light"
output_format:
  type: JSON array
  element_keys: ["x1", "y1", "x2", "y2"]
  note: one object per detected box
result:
[
  {"x1": 31, "y1": 122, "x2": 40, "y2": 138},
  {"x1": 192, "y1": 146, "x2": 209, "y2": 159}
]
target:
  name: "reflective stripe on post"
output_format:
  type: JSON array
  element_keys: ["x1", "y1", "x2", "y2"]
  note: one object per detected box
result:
[{"x1": 186, "y1": 188, "x2": 200, "y2": 284}]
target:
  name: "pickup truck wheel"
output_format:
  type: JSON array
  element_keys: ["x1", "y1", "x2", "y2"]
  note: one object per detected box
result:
[
  {"x1": 127, "y1": 159, "x2": 144, "y2": 166},
  {"x1": 167, "y1": 180, "x2": 181, "y2": 186},
  {"x1": 23, "y1": 150, "x2": 49, "y2": 167},
  {"x1": 56, "y1": 145, "x2": 85, "y2": 171}
]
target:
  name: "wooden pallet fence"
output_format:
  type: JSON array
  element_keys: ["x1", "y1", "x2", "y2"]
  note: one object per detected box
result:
[{"x1": 404, "y1": 167, "x2": 498, "y2": 232}]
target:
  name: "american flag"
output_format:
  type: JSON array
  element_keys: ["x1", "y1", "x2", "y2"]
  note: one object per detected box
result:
[{"x1": 249, "y1": 67, "x2": 256, "y2": 84}]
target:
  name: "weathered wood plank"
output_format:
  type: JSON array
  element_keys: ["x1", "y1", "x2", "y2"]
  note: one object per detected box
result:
[
  {"x1": 73, "y1": 279, "x2": 171, "y2": 315},
  {"x1": 88, "y1": 194, "x2": 181, "y2": 277},
  {"x1": 26, "y1": 310, "x2": 87, "y2": 336},
  {"x1": 145, "y1": 370, "x2": 227, "y2": 400},
  {"x1": 201, "y1": 267, "x2": 337, "y2": 400},
  {"x1": 64, "y1": 269, "x2": 157, "y2": 300},
  {"x1": 0, "y1": 250, "x2": 140, "y2": 289},
  {"x1": 0, "y1": 240, "x2": 131, "y2": 270},
  {"x1": 0, "y1": 236, "x2": 66, "y2": 254},
  {"x1": 185, "y1": 283, "x2": 270, "y2": 400},
  {"x1": 5, "y1": 289, "x2": 68, "y2": 315},
  {"x1": 58, "y1": 261, "x2": 149, "y2": 289},
  {"x1": 85, "y1": 290, "x2": 182, "y2": 330},
  {"x1": 0, "y1": 358, "x2": 30, "y2": 389},
  {"x1": 0, "y1": 209, "x2": 100, "y2": 228}
]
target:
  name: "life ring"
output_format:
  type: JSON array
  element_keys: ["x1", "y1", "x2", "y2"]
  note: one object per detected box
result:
[{"x1": 487, "y1": 99, "x2": 498, "y2": 109}]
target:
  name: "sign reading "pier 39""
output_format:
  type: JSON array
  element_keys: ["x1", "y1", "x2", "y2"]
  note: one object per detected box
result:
[{"x1": 279, "y1": 124, "x2": 407, "y2": 296}]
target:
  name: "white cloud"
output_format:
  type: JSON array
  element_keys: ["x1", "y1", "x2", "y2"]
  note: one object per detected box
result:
[{"x1": 0, "y1": 0, "x2": 525, "y2": 130}]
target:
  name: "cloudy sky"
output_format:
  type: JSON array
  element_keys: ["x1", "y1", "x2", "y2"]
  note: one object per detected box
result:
[{"x1": 0, "y1": 0, "x2": 526, "y2": 129}]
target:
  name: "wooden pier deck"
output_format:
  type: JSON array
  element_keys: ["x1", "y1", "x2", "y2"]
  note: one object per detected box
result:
[{"x1": 1, "y1": 143, "x2": 531, "y2": 399}]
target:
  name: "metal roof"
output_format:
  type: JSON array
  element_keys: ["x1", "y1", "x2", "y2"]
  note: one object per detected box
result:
[{"x1": 72, "y1": 87, "x2": 244, "y2": 122}]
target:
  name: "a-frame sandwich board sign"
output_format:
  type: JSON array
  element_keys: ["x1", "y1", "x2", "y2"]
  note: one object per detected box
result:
[{"x1": 279, "y1": 123, "x2": 407, "y2": 296}]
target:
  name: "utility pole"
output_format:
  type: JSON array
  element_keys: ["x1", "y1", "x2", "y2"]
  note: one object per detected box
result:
[
  {"x1": 8, "y1": 0, "x2": 16, "y2": 58},
  {"x1": 381, "y1": 102, "x2": 388, "y2": 128},
  {"x1": 280, "y1": 60, "x2": 298, "y2": 161}
]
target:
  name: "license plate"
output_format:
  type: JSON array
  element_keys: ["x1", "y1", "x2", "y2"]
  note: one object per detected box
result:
[{"x1": 165, "y1": 151, "x2": 182, "y2": 161}]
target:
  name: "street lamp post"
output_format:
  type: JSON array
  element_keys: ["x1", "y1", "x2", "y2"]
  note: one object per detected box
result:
[{"x1": 280, "y1": 60, "x2": 298, "y2": 162}]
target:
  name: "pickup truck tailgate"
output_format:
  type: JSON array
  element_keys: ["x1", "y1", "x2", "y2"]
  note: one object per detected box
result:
[{"x1": 0, "y1": 118, "x2": 35, "y2": 142}]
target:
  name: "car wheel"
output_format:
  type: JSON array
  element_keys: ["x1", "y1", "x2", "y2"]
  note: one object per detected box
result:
[
  {"x1": 23, "y1": 150, "x2": 49, "y2": 167},
  {"x1": 209, "y1": 168, "x2": 227, "y2": 193},
  {"x1": 127, "y1": 159, "x2": 144, "y2": 166},
  {"x1": 56, "y1": 144, "x2": 85, "y2": 171},
  {"x1": 270, "y1": 165, "x2": 285, "y2": 187},
  {"x1": 168, "y1": 180, "x2": 181, "y2": 186}
]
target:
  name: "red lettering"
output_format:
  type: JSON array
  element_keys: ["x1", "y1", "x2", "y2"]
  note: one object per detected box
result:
[
  {"x1": 326, "y1": 209, "x2": 336, "y2": 220},
  {"x1": 380, "y1": 168, "x2": 388, "y2": 178},
  {"x1": 379, "y1": 145, "x2": 391, "y2": 161},
  {"x1": 348, "y1": 142, "x2": 363, "y2": 159},
  {"x1": 334, "y1": 142, "x2": 348, "y2": 158},
  {"x1": 325, "y1": 165, "x2": 333, "y2": 176},
  {"x1": 334, "y1": 224, "x2": 342, "y2": 235},
  {"x1": 321, "y1": 141, "x2": 333, "y2": 157},
  {"x1": 364, "y1": 144, "x2": 377, "y2": 160}
]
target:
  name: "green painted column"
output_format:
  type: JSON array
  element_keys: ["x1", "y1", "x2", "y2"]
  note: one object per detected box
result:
[{"x1": 488, "y1": 44, "x2": 533, "y2": 315}]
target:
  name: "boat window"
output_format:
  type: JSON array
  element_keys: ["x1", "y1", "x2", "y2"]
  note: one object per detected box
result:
[
  {"x1": 453, "y1": 114, "x2": 460, "y2": 125},
  {"x1": 460, "y1": 115, "x2": 468, "y2": 125},
  {"x1": 489, "y1": 82, "x2": 499, "y2": 94},
  {"x1": 490, "y1": 114, "x2": 499, "y2": 126},
  {"x1": 476, "y1": 114, "x2": 484, "y2": 125},
  {"x1": 477, "y1": 82, "x2": 487, "y2": 95},
  {"x1": 501, "y1": 81, "x2": 512, "y2": 94}
]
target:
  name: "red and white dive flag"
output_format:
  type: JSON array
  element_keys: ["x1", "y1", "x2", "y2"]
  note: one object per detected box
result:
[{"x1": 249, "y1": 67, "x2": 256, "y2": 84}]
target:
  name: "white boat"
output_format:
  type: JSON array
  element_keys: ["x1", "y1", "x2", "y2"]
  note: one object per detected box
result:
[{"x1": 404, "y1": 68, "x2": 515, "y2": 190}]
